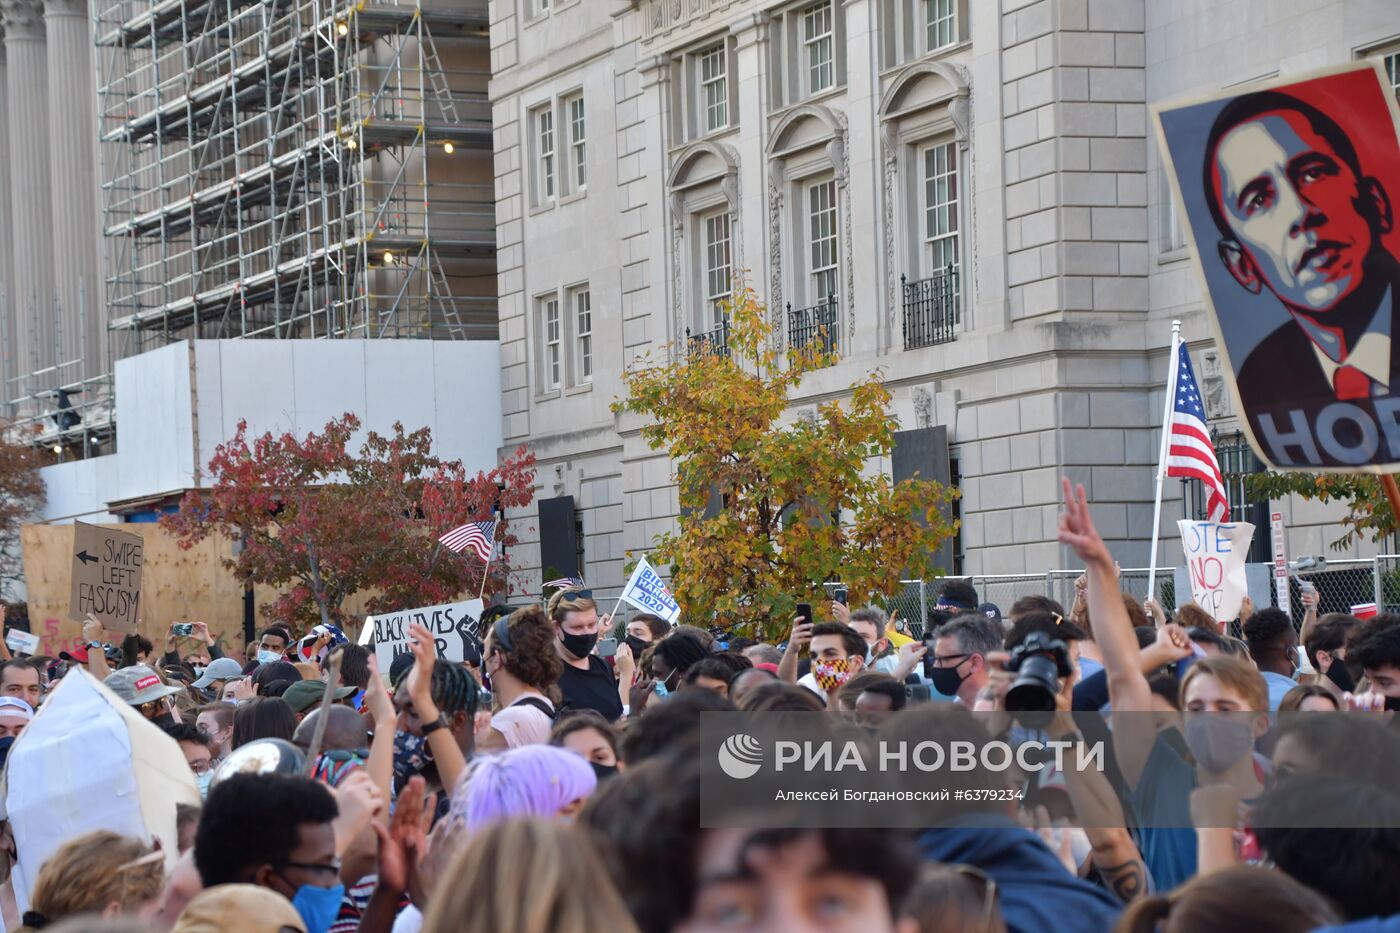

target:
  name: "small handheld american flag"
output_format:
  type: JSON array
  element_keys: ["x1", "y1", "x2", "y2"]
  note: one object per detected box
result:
[
  {"x1": 543, "y1": 576, "x2": 585, "y2": 591},
  {"x1": 1166, "y1": 343, "x2": 1230, "y2": 523},
  {"x1": 439, "y1": 520, "x2": 496, "y2": 562}
]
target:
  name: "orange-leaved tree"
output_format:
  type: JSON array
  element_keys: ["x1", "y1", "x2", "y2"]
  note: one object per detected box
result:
[
  {"x1": 162, "y1": 413, "x2": 535, "y2": 632},
  {"x1": 613, "y1": 286, "x2": 957, "y2": 639}
]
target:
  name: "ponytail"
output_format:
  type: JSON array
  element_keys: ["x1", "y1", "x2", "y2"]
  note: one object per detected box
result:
[{"x1": 1117, "y1": 894, "x2": 1173, "y2": 933}]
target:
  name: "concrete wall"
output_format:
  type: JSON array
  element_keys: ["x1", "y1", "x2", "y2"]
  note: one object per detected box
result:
[{"x1": 490, "y1": 0, "x2": 1400, "y2": 596}]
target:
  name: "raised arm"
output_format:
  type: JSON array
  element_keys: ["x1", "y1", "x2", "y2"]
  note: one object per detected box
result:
[{"x1": 1057, "y1": 479, "x2": 1154, "y2": 788}]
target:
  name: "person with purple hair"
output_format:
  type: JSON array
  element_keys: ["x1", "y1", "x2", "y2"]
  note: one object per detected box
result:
[{"x1": 446, "y1": 744, "x2": 598, "y2": 831}]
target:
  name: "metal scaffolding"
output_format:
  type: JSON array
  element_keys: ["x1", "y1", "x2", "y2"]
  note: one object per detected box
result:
[{"x1": 92, "y1": 0, "x2": 496, "y2": 360}]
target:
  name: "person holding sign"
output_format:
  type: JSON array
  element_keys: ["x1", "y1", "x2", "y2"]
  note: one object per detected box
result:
[{"x1": 548, "y1": 588, "x2": 622, "y2": 723}]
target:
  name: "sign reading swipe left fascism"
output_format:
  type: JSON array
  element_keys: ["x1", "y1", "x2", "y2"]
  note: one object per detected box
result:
[{"x1": 69, "y1": 522, "x2": 144, "y2": 634}]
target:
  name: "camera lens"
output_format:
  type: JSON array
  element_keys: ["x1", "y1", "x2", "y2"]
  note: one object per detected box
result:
[{"x1": 1005, "y1": 655, "x2": 1060, "y2": 714}]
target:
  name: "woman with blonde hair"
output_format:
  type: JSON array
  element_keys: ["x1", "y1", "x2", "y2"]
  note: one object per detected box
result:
[
  {"x1": 547, "y1": 587, "x2": 623, "y2": 721},
  {"x1": 19, "y1": 831, "x2": 164, "y2": 930},
  {"x1": 420, "y1": 819, "x2": 637, "y2": 933}
]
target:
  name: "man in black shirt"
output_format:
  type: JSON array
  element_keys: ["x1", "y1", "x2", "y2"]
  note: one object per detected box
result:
[{"x1": 549, "y1": 587, "x2": 623, "y2": 721}]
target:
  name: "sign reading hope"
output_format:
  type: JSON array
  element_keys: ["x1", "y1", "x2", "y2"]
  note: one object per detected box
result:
[{"x1": 1177, "y1": 520, "x2": 1255, "y2": 622}]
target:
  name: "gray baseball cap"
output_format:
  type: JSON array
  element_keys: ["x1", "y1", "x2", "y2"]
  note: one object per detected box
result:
[
  {"x1": 191, "y1": 657, "x2": 245, "y2": 689},
  {"x1": 104, "y1": 665, "x2": 182, "y2": 706}
]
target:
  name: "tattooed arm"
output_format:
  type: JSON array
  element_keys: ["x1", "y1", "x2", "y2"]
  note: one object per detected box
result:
[{"x1": 1091, "y1": 843, "x2": 1149, "y2": 903}]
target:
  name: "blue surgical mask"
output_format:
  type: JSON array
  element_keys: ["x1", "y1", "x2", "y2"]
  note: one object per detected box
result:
[
  {"x1": 196, "y1": 771, "x2": 213, "y2": 799},
  {"x1": 652, "y1": 679, "x2": 670, "y2": 699},
  {"x1": 290, "y1": 883, "x2": 344, "y2": 933},
  {"x1": 257, "y1": 649, "x2": 282, "y2": 665}
]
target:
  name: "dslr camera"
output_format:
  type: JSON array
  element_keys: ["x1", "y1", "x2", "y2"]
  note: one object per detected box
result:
[{"x1": 1004, "y1": 632, "x2": 1073, "y2": 719}]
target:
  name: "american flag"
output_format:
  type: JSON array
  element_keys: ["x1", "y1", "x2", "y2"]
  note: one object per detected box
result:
[
  {"x1": 543, "y1": 576, "x2": 585, "y2": 591},
  {"x1": 1166, "y1": 343, "x2": 1230, "y2": 523},
  {"x1": 439, "y1": 521, "x2": 496, "y2": 562}
]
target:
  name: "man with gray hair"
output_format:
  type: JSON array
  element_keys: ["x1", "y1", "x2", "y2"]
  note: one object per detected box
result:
[{"x1": 928, "y1": 613, "x2": 1003, "y2": 705}]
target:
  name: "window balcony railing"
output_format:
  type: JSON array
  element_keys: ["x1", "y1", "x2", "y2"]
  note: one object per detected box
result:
[
  {"x1": 686, "y1": 318, "x2": 731, "y2": 359},
  {"x1": 787, "y1": 295, "x2": 838, "y2": 356},
  {"x1": 901, "y1": 267, "x2": 959, "y2": 350}
]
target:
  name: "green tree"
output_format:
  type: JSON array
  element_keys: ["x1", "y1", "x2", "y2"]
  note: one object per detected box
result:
[
  {"x1": 1245, "y1": 471, "x2": 1395, "y2": 551},
  {"x1": 613, "y1": 286, "x2": 957, "y2": 639}
]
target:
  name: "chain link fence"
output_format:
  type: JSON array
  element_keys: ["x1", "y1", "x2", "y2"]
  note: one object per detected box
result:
[{"x1": 878, "y1": 556, "x2": 1400, "y2": 639}]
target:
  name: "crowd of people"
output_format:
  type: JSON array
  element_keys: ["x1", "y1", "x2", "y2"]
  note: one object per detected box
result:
[{"x1": 0, "y1": 479, "x2": 1397, "y2": 932}]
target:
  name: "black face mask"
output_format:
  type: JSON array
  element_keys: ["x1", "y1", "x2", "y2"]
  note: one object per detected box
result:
[
  {"x1": 1325, "y1": 660, "x2": 1355, "y2": 694},
  {"x1": 625, "y1": 635, "x2": 650, "y2": 658},
  {"x1": 0, "y1": 736, "x2": 14, "y2": 771},
  {"x1": 590, "y1": 761, "x2": 618, "y2": 783},
  {"x1": 559, "y1": 630, "x2": 599, "y2": 660},
  {"x1": 1386, "y1": 695, "x2": 1400, "y2": 712},
  {"x1": 152, "y1": 713, "x2": 176, "y2": 730},
  {"x1": 928, "y1": 661, "x2": 969, "y2": 697}
]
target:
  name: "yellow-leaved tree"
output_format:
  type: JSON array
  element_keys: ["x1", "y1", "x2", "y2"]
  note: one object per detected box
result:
[{"x1": 613, "y1": 285, "x2": 958, "y2": 639}]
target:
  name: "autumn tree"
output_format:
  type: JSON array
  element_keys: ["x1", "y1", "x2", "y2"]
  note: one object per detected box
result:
[
  {"x1": 0, "y1": 435, "x2": 43, "y2": 602},
  {"x1": 162, "y1": 413, "x2": 535, "y2": 632},
  {"x1": 614, "y1": 286, "x2": 957, "y2": 638},
  {"x1": 1246, "y1": 471, "x2": 1398, "y2": 551}
]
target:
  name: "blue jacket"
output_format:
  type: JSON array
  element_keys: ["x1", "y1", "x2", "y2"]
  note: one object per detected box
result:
[
  {"x1": 1317, "y1": 920, "x2": 1400, "y2": 933},
  {"x1": 918, "y1": 815, "x2": 1122, "y2": 933}
]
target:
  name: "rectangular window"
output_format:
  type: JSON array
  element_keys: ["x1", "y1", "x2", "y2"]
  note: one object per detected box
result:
[
  {"x1": 541, "y1": 296, "x2": 561, "y2": 390},
  {"x1": 922, "y1": 141, "x2": 959, "y2": 275},
  {"x1": 703, "y1": 211, "x2": 732, "y2": 327},
  {"x1": 566, "y1": 94, "x2": 587, "y2": 191},
  {"x1": 802, "y1": 3, "x2": 834, "y2": 95},
  {"x1": 1157, "y1": 166, "x2": 1186, "y2": 252},
  {"x1": 699, "y1": 45, "x2": 727, "y2": 133},
  {"x1": 535, "y1": 106, "x2": 555, "y2": 202},
  {"x1": 807, "y1": 178, "x2": 838, "y2": 301},
  {"x1": 531, "y1": 0, "x2": 550, "y2": 17},
  {"x1": 925, "y1": 0, "x2": 956, "y2": 51},
  {"x1": 1386, "y1": 51, "x2": 1400, "y2": 98},
  {"x1": 573, "y1": 288, "x2": 592, "y2": 382}
]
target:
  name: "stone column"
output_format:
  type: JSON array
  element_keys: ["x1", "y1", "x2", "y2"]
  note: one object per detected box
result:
[
  {"x1": 1, "y1": 0, "x2": 51, "y2": 388},
  {"x1": 45, "y1": 0, "x2": 99, "y2": 380},
  {"x1": 0, "y1": 41, "x2": 15, "y2": 394}
]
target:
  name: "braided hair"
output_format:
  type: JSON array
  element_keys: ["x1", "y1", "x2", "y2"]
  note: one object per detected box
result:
[{"x1": 430, "y1": 657, "x2": 480, "y2": 716}]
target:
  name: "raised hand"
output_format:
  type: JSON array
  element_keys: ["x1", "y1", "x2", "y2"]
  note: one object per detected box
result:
[{"x1": 1058, "y1": 479, "x2": 1112, "y2": 569}]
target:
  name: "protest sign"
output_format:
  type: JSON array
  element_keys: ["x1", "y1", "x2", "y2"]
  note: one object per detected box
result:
[
  {"x1": 0, "y1": 668, "x2": 197, "y2": 914},
  {"x1": 4, "y1": 629, "x2": 39, "y2": 656},
  {"x1": 366, "y1": 598, "x2": 484, "y2": 670},
  {"x1": 68, "y1": 521, "x2": 144, "y2": 634},
  {"x1": 1270, "y1": 511, "x2": 1291, "y2": 615},
  {"x1": 1154, "y1": 63, "x2": 1400, "y2": 471},
  {"x1": 619, "y1": 556, "x2": 681, "y2": 624},
  {"x1": 1178, "y1": 520, "x2": 1256, "y2": 622}
]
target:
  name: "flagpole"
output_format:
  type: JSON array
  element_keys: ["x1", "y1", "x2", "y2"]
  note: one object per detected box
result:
[
  {"x1": 1147, "y1": 320, "x2": 1183, "y2": 606},
  {"x1": 476, "y1": 538, "x2": 495, "y2": 601}
]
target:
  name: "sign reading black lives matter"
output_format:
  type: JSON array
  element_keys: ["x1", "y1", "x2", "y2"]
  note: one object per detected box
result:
[
  {"x1": 365, "y1": 598, "x2": 484, "y2": 671},
  {"x1": 69, "y1": 522, "x2": 143, "y2": 634},
  {"x1": 1154, "y1": 63, "x2": 1400, "y2": 470}
]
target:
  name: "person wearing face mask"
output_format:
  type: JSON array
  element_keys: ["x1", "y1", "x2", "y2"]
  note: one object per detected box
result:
[
  {"x1": 1302, "y1": 613, "x2": 1359, "y2": 695},
  {"x1": 924, "y1": 614, "x2": 1003, "y2": 706},
  {"x1": 105, "y1": 664, "x2": 184, "y2": 727},
  {"x1": 794, "y1": 622, "x2": 867, "y2": 708},
  {"x1": 548, "y1": 588, "x2": 623, "y2": 721},
  {"x1": 257, "y1": 626, "x2": 293, "y2": 666},
  {"x1": 549, "y1": 709, "x2": 621, "y2": 783},
  {"x1": 0, "y1": 697, "x2": 31, "y2": 771},
  {"x1": 196, "y1": 703, "x2": 235, "y2": 761},
  {"x1": 1059, "y1": 477, "x2": 1268, "y2": 890},
  {"x1": 479, "y1": 606, "x2": 562, "y2": 751},
  {"x1": 165, "y1": 722, "x2": 217, "y2": 799},
  {"x1": 1243, "y1": 608, "x2": 1302, "y2": 711},
  {"x1": 194, "y1": 772, "x2": 343, "y2": 933},
  {"x1": 647, "y1": 631, "x2": 710, "y2": 700}
]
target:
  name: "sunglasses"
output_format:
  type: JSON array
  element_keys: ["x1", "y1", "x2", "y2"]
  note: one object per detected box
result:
[{"x1": 952, "y1": 864, "x2": 999, "y2": 932}]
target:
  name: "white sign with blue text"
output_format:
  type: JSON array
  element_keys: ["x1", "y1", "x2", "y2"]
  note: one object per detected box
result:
[
  {"x1": 1177, "y1": 520, "x2": 1255, "y2": 623},
  {"x1": 619, "y1": 556, "x2": 681, "y2": 624}
]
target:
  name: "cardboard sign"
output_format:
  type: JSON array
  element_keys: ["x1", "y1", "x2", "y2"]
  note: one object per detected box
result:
[
  {"x1": 1178, "y1": 520, "x2": 1256, "y2": 622},
  {"x1": 1154, "y1": 63, "x2": 1400, "y2": 471},
  {"x1": 68, "y1": 522, "x2": 144, "y2": 634},
  {"x1": 619, "y1": 556, "x2": 682, "y2": 624},
  {"x1": 4, "y1": 629, "x2": 39, "y2": 656},
  {"x1": 1270, "y1": 511, "x2": 1291, "y2": 615},
  {"x1": 366, "y1": 598, "x2": 484, "y2": 671}
]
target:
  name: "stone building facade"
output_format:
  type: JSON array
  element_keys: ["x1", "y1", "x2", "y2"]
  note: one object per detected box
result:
[{"x1": 488, "y1": 0, "x2": 1400, "y2": 597}]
